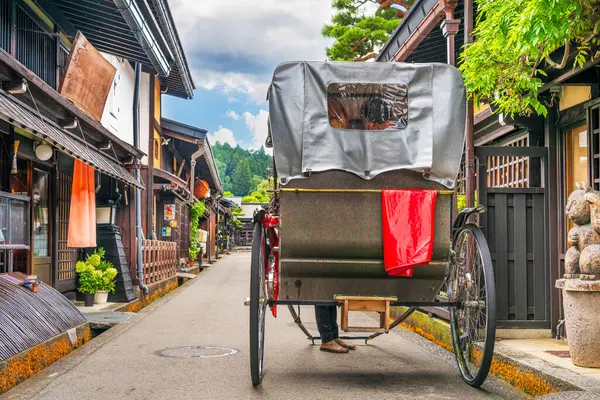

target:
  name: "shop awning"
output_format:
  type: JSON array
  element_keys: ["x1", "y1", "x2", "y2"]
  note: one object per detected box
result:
[{"x1": 0, "y1": 90, "x2": 143, "y2": 189}]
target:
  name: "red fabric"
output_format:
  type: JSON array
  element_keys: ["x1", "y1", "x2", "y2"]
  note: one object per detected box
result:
[
  {"x1": 67, "y1": 160, "x2": 97, "y2": 248},
  {"x1": 382, "y1": 190, "x2": 437, "y2": 277},
  {"x1": 262, "y1": 214, "x2": 280, "y2": 317}
]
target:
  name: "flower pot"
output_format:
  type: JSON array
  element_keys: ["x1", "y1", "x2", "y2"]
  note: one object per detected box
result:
[
  {"x1": 188, "y1": 259, "x2": 195, "y2": 267},
  {"x1": 94, "y1": 290, "x2": 109, "y2": 305},
  {"x1": 83, "y1": 293, "x2": 94, "y2": 307},
  {"x1": 556, "y1": 279, "x2": 600, "y2": 367}
]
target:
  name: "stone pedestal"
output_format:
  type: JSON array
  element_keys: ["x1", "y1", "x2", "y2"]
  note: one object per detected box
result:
[{"x1": 556, "y1": 279, "x2": 600, "y2": 367}]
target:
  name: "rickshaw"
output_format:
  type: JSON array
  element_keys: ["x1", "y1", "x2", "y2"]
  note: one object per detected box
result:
[{"x1": 248, "y1": 61, "x2": 496, "y2": 388}]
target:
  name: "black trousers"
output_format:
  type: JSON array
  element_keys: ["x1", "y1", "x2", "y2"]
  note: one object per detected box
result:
[{"x1": 315, "y1": 306, "x2": 339, "y2": 343}]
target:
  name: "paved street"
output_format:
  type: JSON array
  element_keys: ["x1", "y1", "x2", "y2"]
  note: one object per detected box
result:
[{"x1": 5, "y1": 253, "x2": 524, "y2": 400}]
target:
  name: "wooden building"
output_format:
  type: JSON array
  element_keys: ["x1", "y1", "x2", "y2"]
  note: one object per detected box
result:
[
  {"x1": 0, "y1": 0, "x2": 194, "y2": 297},
  {"x1": 157, "y1": 118, "x2": 222, "y2": 264},
  {"x1": 377, "y1": 0, "x2": 600, "y2": 337}
]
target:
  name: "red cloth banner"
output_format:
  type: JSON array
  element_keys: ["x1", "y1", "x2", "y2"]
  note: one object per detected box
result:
[
  {"x1": 382, "y1": 189, "x2": 437, "y2": 277},
  {"x1": 67, "y1": 160, "x2": 97, "y2": 248}
]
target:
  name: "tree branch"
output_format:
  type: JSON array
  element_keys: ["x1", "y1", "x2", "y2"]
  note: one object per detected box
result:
[
  {"x1": 545, "y1": 40, "x2": 571, "y2": 69},
  {"x1": 355, "y1": 53, "x2": 378, "y2": 61}
]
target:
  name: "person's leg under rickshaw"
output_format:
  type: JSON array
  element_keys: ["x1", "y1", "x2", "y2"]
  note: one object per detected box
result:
[{"x1": 314, "y1": 306, "x2": 356, "y2": 353}]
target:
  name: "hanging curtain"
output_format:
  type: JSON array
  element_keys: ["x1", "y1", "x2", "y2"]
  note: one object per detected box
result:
[{"x1": 67, "y1": 159, "x2": 96, "y2": 248}]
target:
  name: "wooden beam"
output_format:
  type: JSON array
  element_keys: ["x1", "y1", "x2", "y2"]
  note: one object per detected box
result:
[{"x1": 539, "y1": 58, "x2": 600, "y2": 94}]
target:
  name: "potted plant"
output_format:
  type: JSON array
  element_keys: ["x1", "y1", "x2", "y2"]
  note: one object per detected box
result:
[
  {"x1": 76, "y1": 248, "x2": 118, "y2": 306},
  {"x1": 76, "y1": 260, "x2": 97, "y2": 307},
  {"x1": 88, "y1": 248, "x2": 118, "y2": 304}
]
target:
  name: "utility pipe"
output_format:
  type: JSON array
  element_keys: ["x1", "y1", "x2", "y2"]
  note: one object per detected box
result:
[{"x1": 133, "y1": 62, "x2": 148, "y2": 295}]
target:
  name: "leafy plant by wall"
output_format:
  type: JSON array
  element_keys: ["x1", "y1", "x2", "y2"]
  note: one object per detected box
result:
[{"x1": 189, "y1": 201, "x2": 206, "y2": 260}]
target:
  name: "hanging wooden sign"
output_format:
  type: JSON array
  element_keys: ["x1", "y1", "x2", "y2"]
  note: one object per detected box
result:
[{"x1": 59, "y1": 31, "x2": 116, "y2": 121}]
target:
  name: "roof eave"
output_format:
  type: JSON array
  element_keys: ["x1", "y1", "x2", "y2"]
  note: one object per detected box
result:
[{"x1": 150, "y1": 0, "x2": 195, "y2": 98}]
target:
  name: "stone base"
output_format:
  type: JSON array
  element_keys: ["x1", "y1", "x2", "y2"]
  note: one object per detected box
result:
[{"x1": 557, "y1": 279, "x2": 600, "y2": 368}]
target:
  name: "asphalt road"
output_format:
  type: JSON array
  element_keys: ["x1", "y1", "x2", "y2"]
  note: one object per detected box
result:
[{"x1": 4, "y1": 252, "x2": 526, "y2": 400}]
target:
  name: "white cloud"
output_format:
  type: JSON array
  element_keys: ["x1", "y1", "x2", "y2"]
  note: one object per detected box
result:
[
  {"x1": 192, "y1": 69, "x2": 270, "y2": 105},
  {"x1": 226, "y1": 110, "x2": 240, "y2": 120},
  {"x1": 207, "y1": 126, "x2": 237, "y2": 147},
  {"x1": 243, "y1": 110, "x2": 271, "y2": 153},
  {"x1": 170, "y1": 0, "x2": 333, "y2": 102}
]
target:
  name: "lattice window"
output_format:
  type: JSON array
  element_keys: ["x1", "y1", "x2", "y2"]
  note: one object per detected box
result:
[
  {"x1": 57, "y1": 172, "x2": 77, "y2": 284},
  {"x1": 15, "y1": 5, "x2": 57, "y2": 89},
  {"x1": 590, "y1": 102, "x2": 600, "y2": 191},
  {"x1": 486, "y1": 134, "x2": 530, "y2": 188},
  {"x1": 179, "y1": 205, "x2": 189, "y2": 260}
]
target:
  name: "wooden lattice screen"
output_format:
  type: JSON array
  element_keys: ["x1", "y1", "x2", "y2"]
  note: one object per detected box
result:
[
  {"x1": 179, "y1": 204, "x2": 189, "y2": 261},
  {"x1": 141, "y1": 239, "x2": 177, "y2": 284},
  {"x1": 57, "y1": 171, "x2": 77, "y2": 292},
  {"x1": 589, "y1": 102, "x2": 600, "y2": 190},
  {"x1": 486, "y1": 134, "x2": 530, "y2": 188}
]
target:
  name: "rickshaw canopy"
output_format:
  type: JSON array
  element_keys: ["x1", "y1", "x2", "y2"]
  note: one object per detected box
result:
[{"x1": 266, "y1": 61, "x2": 466, "y2": 188}]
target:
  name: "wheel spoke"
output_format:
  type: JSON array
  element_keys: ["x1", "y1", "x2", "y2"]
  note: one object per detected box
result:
[{"x1": 449, "y1": 225, "x2": 496, "y2": 387}]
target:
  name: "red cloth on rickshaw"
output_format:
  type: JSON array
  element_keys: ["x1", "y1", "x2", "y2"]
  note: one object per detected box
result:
[{"x1": 382, "y1": 190, "x2": 437, "y2": 277}]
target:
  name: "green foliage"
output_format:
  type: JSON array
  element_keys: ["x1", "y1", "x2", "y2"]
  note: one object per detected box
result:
[
  {"x1": 75, "y1": 261, "x2": 97, "y2": 294},
  {"x1": 323, "y1": 0, "x2": 412, "y2": 61},
  {"x1": 456, "y1": 193, "x2": 478, "y2": 212},
  {"x1": 223, "y1": 191, "x2": 234, "y2": 197},
  {"x1": 242, "y1": 191, "x2": 269, "y2": 203},
  {"x1": 459, "y1": 0, "x2": 600, "y2": 117},
  {"x1": 232, "y1": 159, "x2": 253, "y2": 196},
  {"x1": 189, "y1": 201, "x2": 207, "y2": 260},
  {"x1": 212, "y1": 143, "x2": 273, "y2": 196},
  {"x1": 232, "y1": 219, "x2": 243, "y2": 229},
  {"x1": 231, "y1": 206, "x2": 244, "y2": 217},
  {"x1": 76, "y1": 248, "x2": 117, "y2": 294}
]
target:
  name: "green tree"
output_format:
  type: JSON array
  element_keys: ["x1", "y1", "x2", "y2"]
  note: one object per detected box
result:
[
  {"x1": 322, "y1": 0, "x2": 412, "y2": 61},
  {"x1": 211, "y1": 142, "x2": 273, "y2": 196},
  {"x1": 242, "y1": 191, "x2": 269, "y2": 203},
  {"x1": 459, "y1": 0, "x2": 600, "y2": 117},
  {"x1": 232, "y1": 159, "x2": 253, "y2": 196},
  {"x1": 223, "y1": 191, "x2": 234, "y2": 197}
]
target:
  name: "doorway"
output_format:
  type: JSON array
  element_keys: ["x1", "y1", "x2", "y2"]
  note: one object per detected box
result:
[
  {"x1": 564, "y1": 124, "x2": 589, "y2": 234},
  {"x1": 10, "y1": 158, "x2": 53, "y2": 285}
]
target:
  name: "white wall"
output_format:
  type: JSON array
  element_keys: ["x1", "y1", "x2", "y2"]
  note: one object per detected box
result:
[
  {"x1": 100, "y1": 52, "x2": 135, "y2": 145},
  {"x1": 99, "y1": 52, "x2": 151, "y2": 164}
]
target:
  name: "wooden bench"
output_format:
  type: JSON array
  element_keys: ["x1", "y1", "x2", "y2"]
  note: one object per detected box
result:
[{"x1": 334, "y1": 295, "x2": 398, "y2": 333}]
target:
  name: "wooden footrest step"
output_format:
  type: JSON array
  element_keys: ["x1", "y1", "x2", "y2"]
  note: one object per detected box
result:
[{"x1": 334, "y1": 295, "x2": 398, "y2": 333}]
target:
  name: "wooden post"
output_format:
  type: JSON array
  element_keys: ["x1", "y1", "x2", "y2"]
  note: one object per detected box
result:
[{"x1": 465, "y1": 0, "x2": 476, "y2": 209}]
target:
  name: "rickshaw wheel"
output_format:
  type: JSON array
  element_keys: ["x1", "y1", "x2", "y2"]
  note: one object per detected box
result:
[
  {"x1": 249, "y1": 222, "x2": 267, "y2": 386},
  {"x1": 449, "y1": 224, "x2": 496, "y2": 388}
]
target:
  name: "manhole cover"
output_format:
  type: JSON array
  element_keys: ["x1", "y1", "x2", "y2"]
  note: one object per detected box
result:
[
  {"x1": 155, "y1": 346, "x2": 238, "y2": 359},
  {"x1": 545, "y1": 350, "x2": 571, "y2": 358}
]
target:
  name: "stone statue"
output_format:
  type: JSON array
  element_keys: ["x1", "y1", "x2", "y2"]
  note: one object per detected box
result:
[
  {"x1": 564, "y1": 182, "x2": 600, "y2": 280},
  {"x1": 557, "y1": 182, "x2": 600, "y2": 368}
]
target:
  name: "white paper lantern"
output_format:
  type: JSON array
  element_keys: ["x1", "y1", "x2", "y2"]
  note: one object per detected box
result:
[{"x1": 35, "y1": 144, "x2": 53, "y2": 161}]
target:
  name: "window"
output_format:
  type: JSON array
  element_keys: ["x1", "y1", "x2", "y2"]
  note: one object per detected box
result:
[
  {"x1": 327, "y1": 83, "x2": 408, "y2": 130},
  {"x1": 486, "y1": 134, "x2": 530, "y2": 188}
]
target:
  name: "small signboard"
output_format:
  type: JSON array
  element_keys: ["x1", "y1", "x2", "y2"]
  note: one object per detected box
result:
[
  {"x1": 164, "y1": 204, "x2": 176, "y2": 221},
  {"x1": 162, "y1": 226, "x2": 172, "y2": 237}
]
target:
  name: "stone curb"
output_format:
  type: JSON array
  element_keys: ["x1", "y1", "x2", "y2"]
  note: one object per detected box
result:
[
  {"x1": 390, "y1": 307, "x2": 600, "y2": 397},
  {"x1": 1, "y1": 258, "x2": 220, "y2": 399}
]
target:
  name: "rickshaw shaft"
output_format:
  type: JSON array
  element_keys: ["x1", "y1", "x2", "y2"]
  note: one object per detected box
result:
[{"x1": 272, "y1": 300, "x2": 460, "y2": 308}]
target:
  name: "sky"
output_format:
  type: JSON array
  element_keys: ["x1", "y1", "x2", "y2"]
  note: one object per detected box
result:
[{"x1": 162, "y1": 0, "x2": 336, "y2": 153}]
